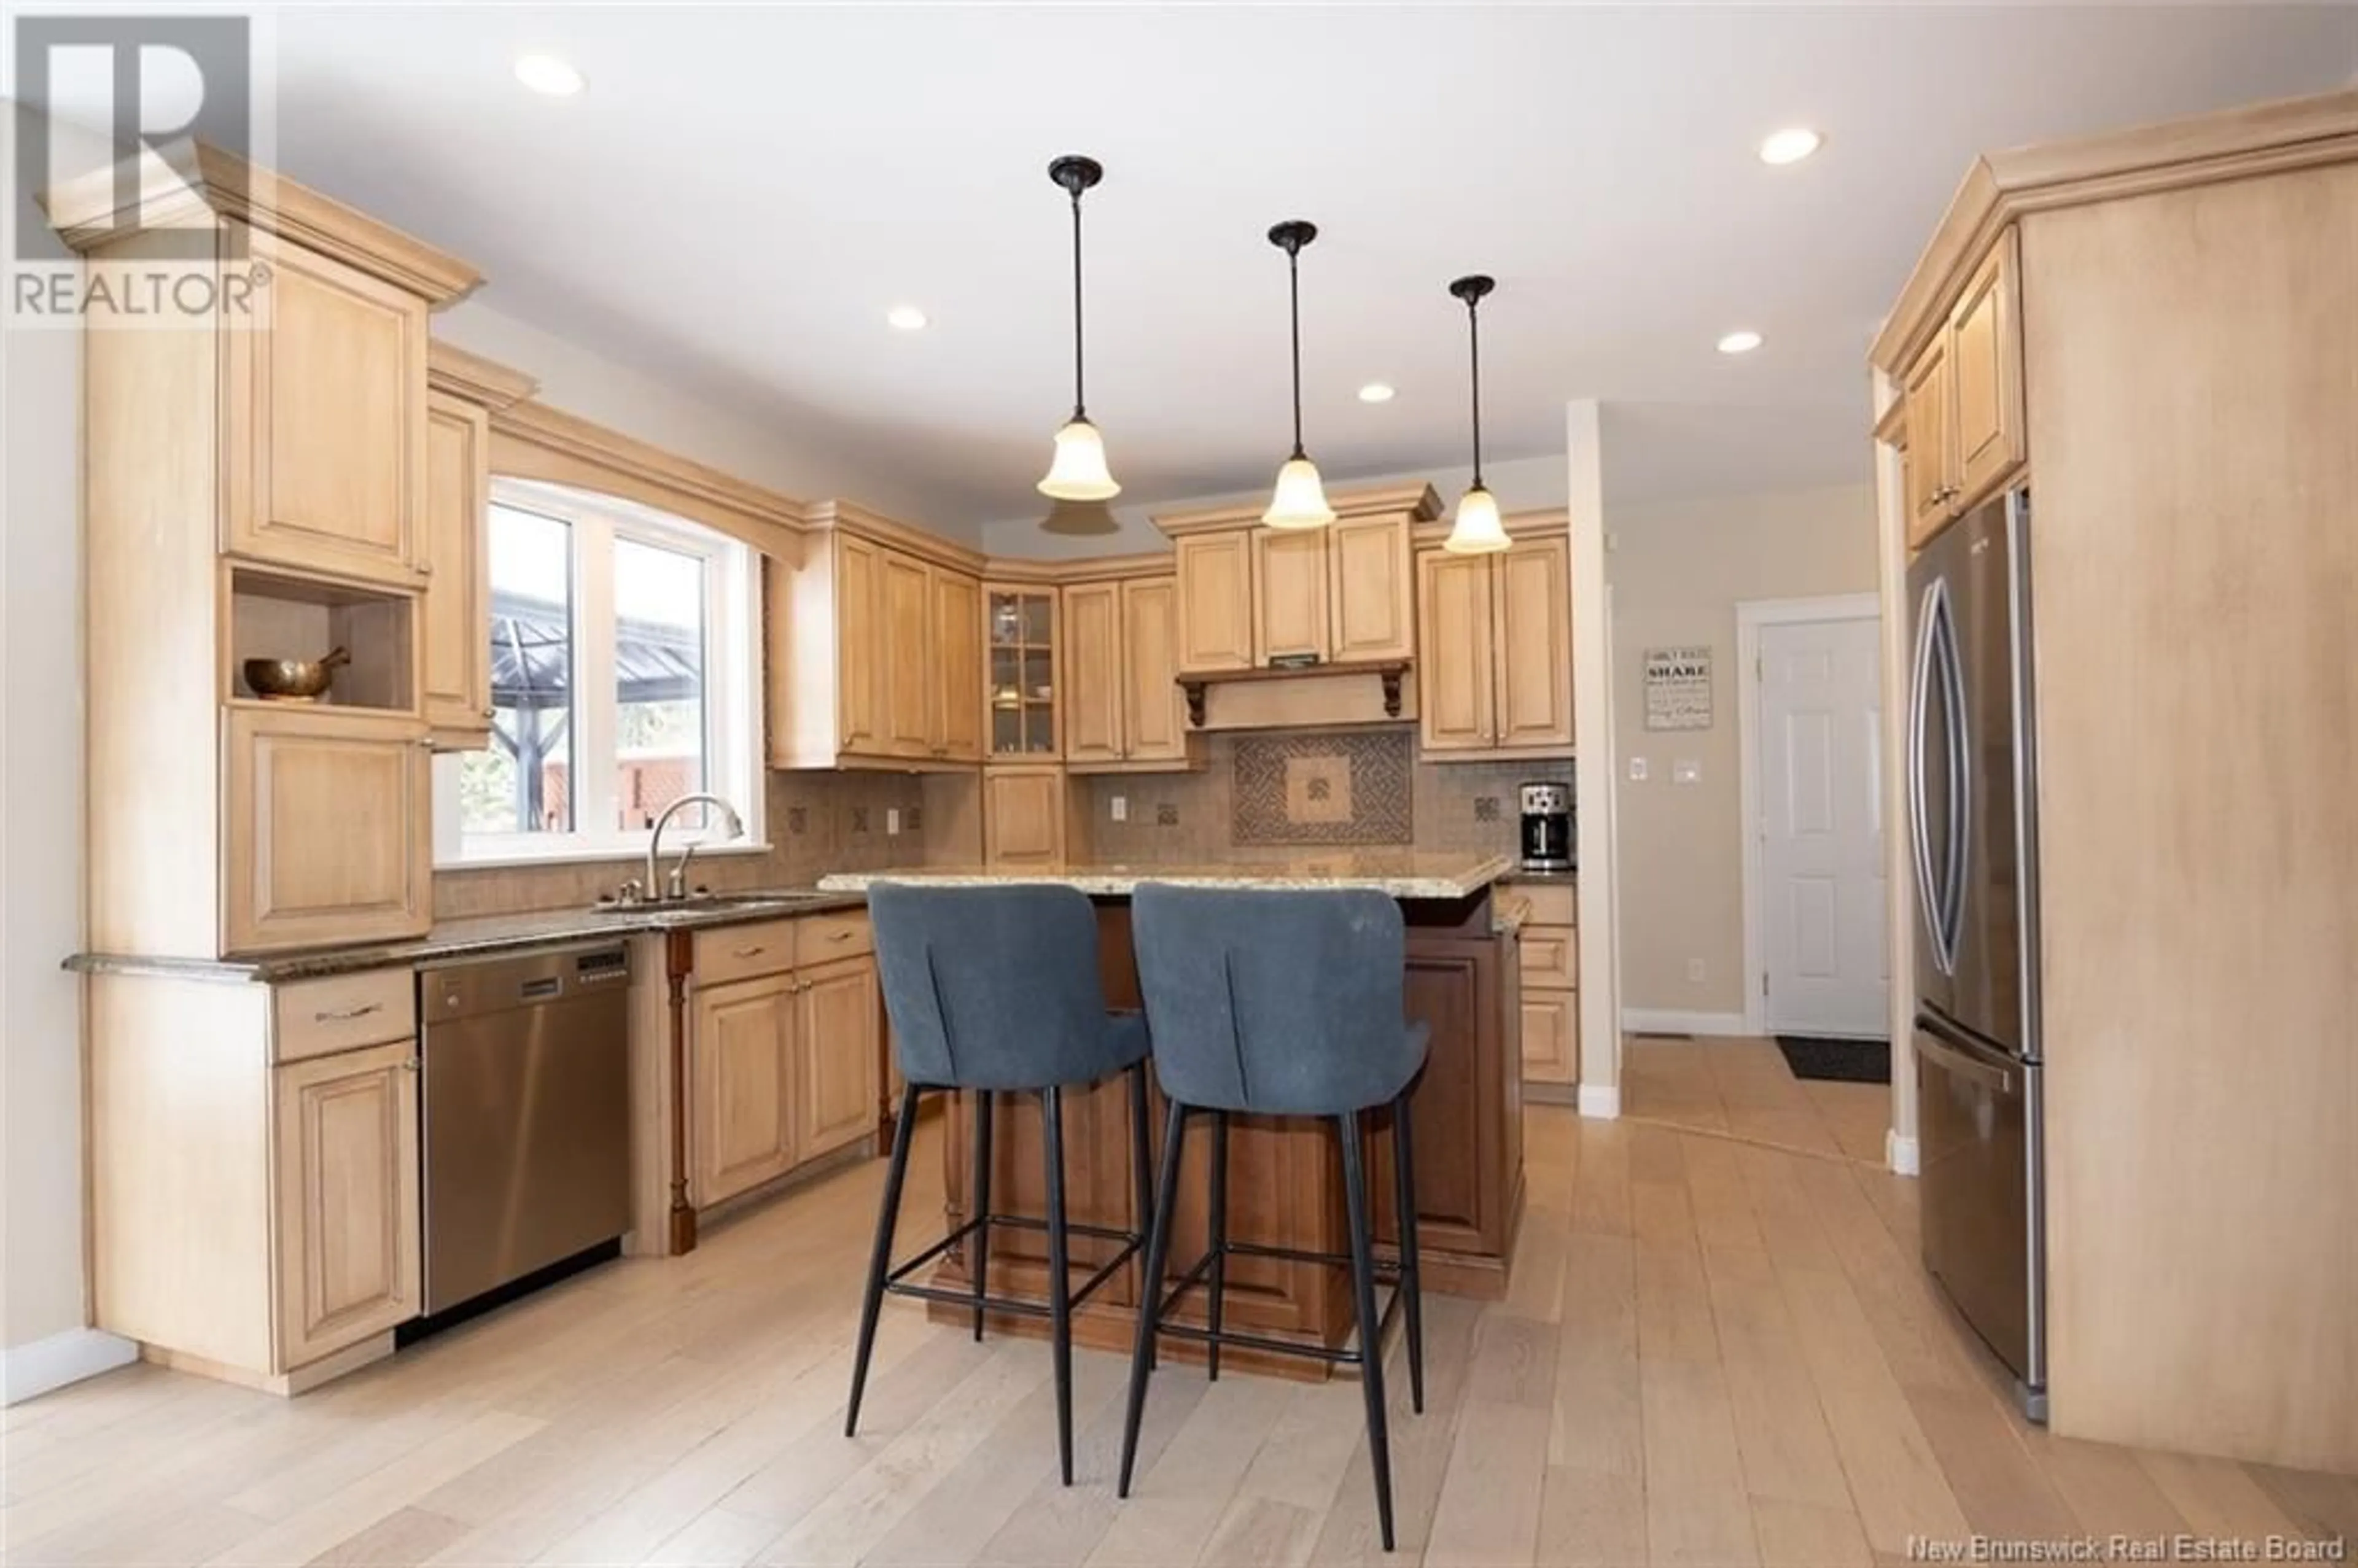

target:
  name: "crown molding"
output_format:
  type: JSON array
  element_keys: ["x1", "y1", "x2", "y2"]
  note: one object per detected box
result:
[
  {"x1": 1870, "y1": 86, "x2": 2358, "y2": 375},
  {"x1": 45, "y1": 142, "x2": 481, "y2": 305},
  {"x1": 1151, "y1": 481, "x2": 1444, "y2": 538},
  {"x1": 427, "y1": 341, "x2": 538, "y2": 411},
  {"x1": 1410, "y1": 506, "x2": 1570, "y2": 548},
  {"x1": 801, "y1": 500, "x2": 988, "y2": 575}
]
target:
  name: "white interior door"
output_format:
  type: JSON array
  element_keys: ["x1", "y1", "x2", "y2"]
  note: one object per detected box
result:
[{"x1": 1758, "y1": 616, "x2": 1888, "y2": 1036}]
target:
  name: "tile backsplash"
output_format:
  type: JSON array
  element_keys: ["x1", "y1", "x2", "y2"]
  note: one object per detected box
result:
[
  {"x1": 1080, "y1": 725, "x2": 1552, "y2": 866},
  {"x1": 433, "y1": 769, "x2": 928, "y2": 920}
]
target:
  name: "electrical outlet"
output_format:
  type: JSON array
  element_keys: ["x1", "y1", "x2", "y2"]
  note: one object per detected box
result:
[
  {"x1": 1627, "y1": 756, "x2": 1649, "y2": 782},
  {"x1": 885, "y1": 808, "x2": 901, "y2": 836},
  {"x1": 1686, "y1": 958, "x2": 1706, "y2": 982},
  {"x1": 1110, "y1": 795, "x2": 1127, "y2": 823}
]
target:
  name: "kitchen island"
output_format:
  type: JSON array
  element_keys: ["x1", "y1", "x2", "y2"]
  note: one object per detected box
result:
[{"x1": 817, "y1": 853, "x2": 1524, "y2": 1379}]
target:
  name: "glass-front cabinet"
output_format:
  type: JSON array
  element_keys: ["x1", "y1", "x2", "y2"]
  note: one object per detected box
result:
[{"x1": 986, "y1": 586, "x2": 1060, "y2": 758}]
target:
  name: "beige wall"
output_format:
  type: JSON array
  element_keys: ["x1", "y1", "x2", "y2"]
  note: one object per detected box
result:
[{"x1": 1606, "y1": 482, "x2": 1879, "y2": 1017}]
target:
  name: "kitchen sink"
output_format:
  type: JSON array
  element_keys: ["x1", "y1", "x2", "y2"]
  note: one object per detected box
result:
[{"x1": 584, "y1": 889, "x2": 844, "y2": 917}]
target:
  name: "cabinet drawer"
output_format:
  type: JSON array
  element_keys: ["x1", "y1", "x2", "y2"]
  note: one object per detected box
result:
[
  {"x1": 1516, "y1": 883, "x2": 1576, "y2": 927},
  {"x1": 693, "y1": 920, "x2": 798, "y2": 986},
  {"x1": 1519, "y1": 924, "x2": 1579, "y2": 991},
  {"x1": 274, "y1": 969, "x2": 416, "y2": 1063},
  {"x1": 795, "y1": 909, "x2": 873, "y2": 967}
]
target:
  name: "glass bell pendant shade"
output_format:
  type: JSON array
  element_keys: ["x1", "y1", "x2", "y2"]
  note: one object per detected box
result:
[
  {"x1": 1443, "y1": 483, "x2": 1511, "y2": 554},
  {"x1": 1262, "y1": 454, "x2": 1336, "y2": 529},
  {"x1": 1037, "y1": 415, "x2": 1120, "y2": 502}
]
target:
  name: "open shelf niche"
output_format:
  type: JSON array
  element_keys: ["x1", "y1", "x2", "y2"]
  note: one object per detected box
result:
[{"x1": 224, "y1": 564, "x2": 419, "y2": 713}]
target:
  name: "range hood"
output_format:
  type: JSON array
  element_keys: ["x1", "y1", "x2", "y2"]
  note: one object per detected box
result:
[{"x1": 1178, "y1": 659, "x2": 1412, "y2": 732}]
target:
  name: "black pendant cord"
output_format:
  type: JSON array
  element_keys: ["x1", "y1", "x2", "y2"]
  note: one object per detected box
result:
[
  {"x1": 1068, "y1": 186, "x2": 1086, "y2": 422},
  {"x1": 1466, "y1": 297, "x2": 1484, "y2": 489},
  {"x1": 1286, "y1": 246, "x2": 1306, "y2": 460}
]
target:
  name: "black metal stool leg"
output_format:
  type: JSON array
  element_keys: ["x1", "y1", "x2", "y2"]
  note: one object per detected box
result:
[
  {"x1": 1119, "y1": 1100, "x2": 1188, "y2": 1497},
  {"x1": 1206, "y1": 1110, "x2": 1229, "y2": 1382},
  {"x1": 1339, "y1": 1111, "x2": 1397, "y2": 1552},
  {"x1": 847, "y1": 1081, "x2": 924, "y2": 1437},
  {"x1": 969, "y1": 1089, "x2": 993, "y2": 1342},
  {"x1": 1042, "y1": 1085, "x2": 1075, "y2": 1486},
  {"x1": 1391, "y1": 1090, "x2": 1425, "y2": 1415},
  {"x1": 1127, "y1": 1062, "x2": 1153, "y2": 1256}
]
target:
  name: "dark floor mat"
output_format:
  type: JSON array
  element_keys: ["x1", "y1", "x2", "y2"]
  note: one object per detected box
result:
[{"x1": 1775, "y1": 1034, "x2": 1891, "y2": 1084}]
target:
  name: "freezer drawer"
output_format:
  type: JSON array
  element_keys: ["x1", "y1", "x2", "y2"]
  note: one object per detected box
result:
[{"x1": 1916, "y1": 1013, "x2": 2045, "y2": 1406}]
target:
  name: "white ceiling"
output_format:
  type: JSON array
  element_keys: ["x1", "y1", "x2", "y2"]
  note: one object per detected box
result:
[{"x1": 246, "y1": 3, "x2": 2356, "y2": 524}]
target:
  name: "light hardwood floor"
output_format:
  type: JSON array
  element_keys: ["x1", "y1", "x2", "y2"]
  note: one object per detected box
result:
[
  {"x1": 1622, "y1": 1036, "x2": 1893, "y2": 1168},
  {"x1": 6, "y1": 1100, "x2": 2352, "y2": 1567}
]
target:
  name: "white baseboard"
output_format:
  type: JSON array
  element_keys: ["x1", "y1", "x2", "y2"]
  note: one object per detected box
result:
[
  {"x1": 2, "y1": 1327, "x2": 138, "y2": 1406},
  {"x1": 1886, "y1": 1130, "x2": 1921, "y2": 1178},
  {"x1": 1576, "y1": 1083, "x2": 1621, "y2": 1120},
  {"x1": 1622, "y1": 1009, "x2": 1750, "y2": 1038}
]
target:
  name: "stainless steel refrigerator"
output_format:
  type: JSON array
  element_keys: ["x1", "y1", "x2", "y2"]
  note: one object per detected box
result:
[{"x1": 1907, "y1": 486, "x2": 2046, "y2": 1421}]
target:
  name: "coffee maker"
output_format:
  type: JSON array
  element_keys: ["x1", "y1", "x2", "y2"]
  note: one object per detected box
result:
[{"x1": 1519, "y1": 782, "x2": 1573, "y2": 872}]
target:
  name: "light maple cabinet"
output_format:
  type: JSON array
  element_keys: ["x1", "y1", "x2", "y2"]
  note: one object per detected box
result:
[
  {"x1": 420, "y1": 392, "x2": 489, "y2": 745},
  {"x1": 1063, "y1": 580, "x2": 1124, "y2": 764},
  {"x1": 1515, "y1": 883, "x2": 1579, "y2": 1092},
  {"x1": 1901, "y1": 225, "x2": 2024, "y2": 551},
  {"x1": 1174, "y1": 532, "x2": 1256, "y2": 672},
  {"x1": 769, "y1": 512, "x2": 984, "y2": 770},
  {"x1": 691, "y1": 972, "x2": 799, "y2": 1206},
  {"x1": 984, "y1": 764, "x2": 1072, "y2": 868},
  {"x1": 273, "y1": 1038, "x2": 422, "y2": 1367},
  {"x1": 1253, "y1": 529, "x2": 1331, "y2": 664},
  {"x1": 224, "y1": 230, "x2": 429, "y2": 589},
  {"x1": 1519, "y1": 992, "x2": 1578, "y2": 1087},
  {"x1": 1328, "y1": 514, "x2": 1416, "y2": 662},
  {"x1": 1415, "y1": 531, "x2": 1573, "y2": 761},
  {"x1": 1059, "y1": 572, "x2": 1196, "y2": 773},
  {"x1": 223, "y1": 706, "x2": 433, "y2": 954},
  {"x1": 688, "y1": 939, "x2": 882, "y2": 1211},
  {"x1": 986, "y1": 586, "x2": 1062, "y2": 761}
]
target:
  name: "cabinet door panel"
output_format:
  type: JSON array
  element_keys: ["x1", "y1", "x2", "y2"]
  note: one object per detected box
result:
[
  {"x1": 1519, "y1": 991, "x2": 1579, "y2": 1086},
  {"x1": 797, "y1": 957, "x2": 881, "y2": 1162},
  {"x1": 224, "y1": 708, "x2": 430, "y2": 953},
  {"x1": 1416, "y1": 549, "x2": 1496, "y2": 751},
  {"x1": 274, "y1": 1039, "x2": 420, "y2": 1368},
  {"x1": 1328, "y1": 514, "x2": 1413, "y2": 662},
  {"x1": 1950, "y1": 228, "x2": 2026, "y2": 513},
  {"x1": 1252, "y1": 529, "x2": 1329, "y2": 665},
  {"x1": 933, "y1": 570, "x2": 984, "y2": 762},
  {"x1": 421, "y1": 392, "x2": 489, "y2": 745},
  {"x1": 1904, "y1": 335, "x2": 1955, "y2": 549},
  {"x1": 1062, "y1": 581, "x2": 1124, "y2": 764},
  {"x1": 691, "y1": 974, "x2": 798, "y2": 1206},
  {"x1": 878, "y1": 553, "x2": 936, "y2": 758},
  {"x1": 1493, "y1": 537, "x2": 1574, "y2": 750},
  {"x1": 228, "y1": 235, "x2": 424, "y2": 586},
  {"x1": 984, "y1": 767, "x2": 1068, "y2": 868},
  {"x1": 1174, "y1": 533, "x2": 1255, "y2": 672},
  {"x1": 1119, "y1": 576, "x2": 1189, "y2": 765},
  {"x1": 834, "y1": 536, "x2": 884, "y2": 752}
]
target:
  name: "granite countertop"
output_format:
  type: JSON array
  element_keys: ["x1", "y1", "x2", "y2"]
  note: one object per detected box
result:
[
  {"x1": 818, "y1": 852, "x2": 1516, "y2": 902},
  {"x1": 65, "y1": 889, "x2": 868, "y2": 983},
  {"x1": 1497, "y1": 867, "x2": 1578, "y2": 885}
]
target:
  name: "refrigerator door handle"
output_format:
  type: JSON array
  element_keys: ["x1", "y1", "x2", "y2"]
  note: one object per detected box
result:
[
  {"x1": 1933, "y1": 583, "x2": 1971, "y2": 973},
  {"x1": 1907, "y1": 579, "x2": 1948, "y2": 967},
  {"x1": 1916, "y1": 1017, "x2": 2016, "y2": 1095}
]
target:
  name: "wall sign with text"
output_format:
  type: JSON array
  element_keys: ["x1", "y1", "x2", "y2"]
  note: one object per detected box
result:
[{"x1": 1643, "y1": 646, "x2": 1713, "y2": 731}]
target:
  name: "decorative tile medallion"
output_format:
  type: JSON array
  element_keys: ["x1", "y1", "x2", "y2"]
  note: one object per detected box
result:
[
  {"x1": 1156, "y1": 802, "x2": 1181, "y2": 828},
  {"x1": 1231, "y1": 731, "x2": 1412, "y2": 846}
]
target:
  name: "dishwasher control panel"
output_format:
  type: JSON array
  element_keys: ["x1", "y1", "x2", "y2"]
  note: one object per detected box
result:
[{"x1": 422, "y1": 942, "x2": 631, "y2": 1020}]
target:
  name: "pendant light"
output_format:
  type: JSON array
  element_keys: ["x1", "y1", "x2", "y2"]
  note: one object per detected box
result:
[
  {"x1": 1262, "y1": 220, "x2": 1336, "y2": 529},
  {"x1": 1038, "y1": 154, "x2": 1119, "y2": 502},
  {"x1": 1443, "y1": 274, "x2": 1511, "y2": 554}
]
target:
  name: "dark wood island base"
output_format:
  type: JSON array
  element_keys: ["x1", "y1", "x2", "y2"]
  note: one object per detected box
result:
[{"x1": 916, "y1": 888, "x2": 1525, "y2": 1383}]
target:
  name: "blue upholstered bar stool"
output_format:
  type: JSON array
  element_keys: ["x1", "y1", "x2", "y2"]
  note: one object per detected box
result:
[
  {"x1": 849, "y1": 883, "x2": 1154, "y2": 1485},
  {"x1": 1118, "y1": 885, "x2": 1428, "y2": 1551}
]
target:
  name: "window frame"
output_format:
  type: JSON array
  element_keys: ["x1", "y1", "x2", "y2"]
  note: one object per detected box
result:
[{"x1": 432, "y1": 479, "x2": 768, "y2": 869}]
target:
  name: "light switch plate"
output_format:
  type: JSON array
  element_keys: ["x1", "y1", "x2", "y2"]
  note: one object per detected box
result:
[
  {"x1": 885, "y1": 808, "x2": 901, "y2": 835},
  {"x1": 1673, "y1": 760, "x2": 1700, "y2": 785},
  {"x1": 1627, "y1": 757, "x2": 1649, "y2": 782},
  {"x1": 1111, "y1": 796, "x2": 1128, "y2": 823}
]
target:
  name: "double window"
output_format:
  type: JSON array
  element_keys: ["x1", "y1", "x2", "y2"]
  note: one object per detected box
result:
[{"x1": 434, "y1": 481, "x2": 764, "y2": 866}]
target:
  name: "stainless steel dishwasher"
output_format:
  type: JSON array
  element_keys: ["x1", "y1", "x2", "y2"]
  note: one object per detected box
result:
[{"x1": 418, "y1": 942, "x2": 632, "y2": 1314}]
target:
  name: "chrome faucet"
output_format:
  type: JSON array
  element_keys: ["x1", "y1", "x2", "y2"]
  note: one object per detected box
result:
[{"x1": 647, "y1": 793, "x2": 747, "y2": 902}]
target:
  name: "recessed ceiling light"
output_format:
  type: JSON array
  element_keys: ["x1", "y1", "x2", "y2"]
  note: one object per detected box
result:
[
  {"x1": 1358, "y1": 382, "x2": 1396, "y2": 404},
  {"x1": 513, "y1": 53, "x2": 585, "y2": 97},
  {"x1": 1758, "y1": 127, "x2": 1823, "y2": 166},
  {"x1": 1718, "y1": 330, "x2": 1764, "y2": 355},
  {"x1": 885, "y1": 305, "x2": 928, "y2": 332}
]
